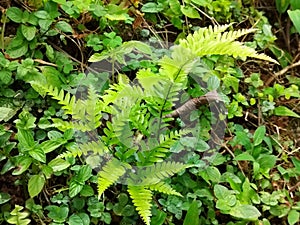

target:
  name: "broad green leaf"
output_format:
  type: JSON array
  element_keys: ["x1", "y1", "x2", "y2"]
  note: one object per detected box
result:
[
  {"x1": 288, "y1": 10, "x2": 300, "y2": 34},
  {"x1": 80, "y1": 185, "x2": 94, "y2": 197},
  {"x1": 17, "y1": 129, "x2": 35, "y2": 149},
  {"x1": 169, "y1": 0, "x2": 181, "y2": 14},
  {"x1": 253, "y1": 125, "x2": 266, "y2": 146},
  {"x1": 68, "y1": 214, "x2": 84, "y2": 225},
  {"x1": 150, "y1": 210, "x2": 167, "y2": 225},
  {"x1": 46, "y1": 205, "x2": 69, "y2": 223},
  {"x1": 0, "y1": 70, "x2": 12, "y2": 84},
  {"x1": 230, "y1": 204, "x2": 261, "y2": 219},
  {"x1": 69, "y1": 213, "x2": 90, "y2": 225},
  {"x1": 34, "y1": 10, "x2": 50, "y2": 19},
  {"x1": 7, "y1": 44, "x2": 28, "y2": 58},
  {"x1": 214, "y1": 184, "x2": 230, "y2": 199},
  {"x1": 48, "y1": 158, "x2": 70, "y2": 172},
  {"x1": 291, "y1": 0, "x2": 300, "y2": 9},
  {"x1": 12, "y1": 156, "x2": 32, "y2": 175},
  {"x1": 257, "y1": 154, "x2": 277, "y2": 170},
  {"x1": 76, "y1": 165, "x2": 92, "y2": 183},
  {"x1": 69, "y1": 180, "x2": 83, "y2": 198},
  {"x1": 28, "y1": 175, "x2": 45, "y2": 198},
  {"x1": 288, "y1": 209, "x2": 300, "y2": 225},
  {"x1": 29, "y1": 147, "x2": 46, "y2": 163},
  {"x1": 180, "y1": 6, "x2": 200, "y2": 19},
  {"x1": 41, "y1": 66, "x2": 63, "y2": 88},
  {"x1": 183, "y1": 201, "x2": 200, "y2": 225},
  {"x1": 0, "y1": 192, "x2": 11, "y2": 204},
  {"x1": 235, "y1": 152, "x2": 255, "y2": 161},
  {"x1": 40, "y1": 139, "x2": 65, "y2": 153},
  {"x1": 6, "y1": 7, "x2": 23, "y2": 23},
  {"x1": 0, "y1": 107, "x2": 14, "y2": 122},
  {"x1": 21, "y1": 25, "x2": 36, "y2": 41},
  {"x1": 276, "y1": 0, "x2": 290, "y2": 13},
  {"x1": 141, "y1": 3, "x2": 164, "y2": 13},
  {"x1": 274, "y1": 106, "x2": 300, "y2": 118},
  {"x1": 55, "y1": 21, "x2": 73, "y2": 33}
]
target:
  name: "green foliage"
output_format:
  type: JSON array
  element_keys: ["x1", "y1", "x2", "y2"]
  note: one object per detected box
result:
[
  {"x1": 6, "y1": 205, "x2": 31, "y2": 225},
  {"x1": 0, "y1": 1, "x2": 298, "y2": 225}
]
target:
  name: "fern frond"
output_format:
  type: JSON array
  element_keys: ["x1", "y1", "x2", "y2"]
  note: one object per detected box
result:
[
  {"x1": 127, "y1": 185, "x2": 152, "y2": 225},
  {"x1": 134, "y1": 161, "x2": 191, "y2": 185},
  {"x1": 51, "y1": 118, "x2": 93, "y2": 132},
  {"x1": 43, "y1": 85, "x2": 83, "y2": 118},
  {"x1": 137, "y1": 130, "x2": 190, "y2": 165},
  {"x1": 85, "y1": 86, "x2": 102, "y2": 129},
  {"x1": 148, "y1": 181, "x2": 182, "y2": 197},
  {"x1": 179, "y1": 24, "x2": 278, "y2": 64},
  {"x1": 97, "y1": 158, "x2": 131, "y2": 196},
  {"x1": 58, "y1": 140, "x2": 109, "y2": 158}
]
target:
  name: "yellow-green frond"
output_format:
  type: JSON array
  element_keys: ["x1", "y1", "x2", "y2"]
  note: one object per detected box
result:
[
  {"x1": 136, "y1": 161, "x2": 191, "y2": 185},
  {"x1": 97, "y1": 158, "x2": 131, "y2": 197},
  {"x1": 179, "y1": 24, "x2": 278, "y2": 64},
  {"x1": 148, "y1": 181, "x2": 182, "y2": 197},
  {"x1": 128, "y1": 185, "x2": 152, "y2": 225}
]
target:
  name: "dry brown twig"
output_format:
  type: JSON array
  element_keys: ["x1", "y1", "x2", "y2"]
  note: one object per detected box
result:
[{"x1": 266, "y1": 60, "x2": 300, "y2": 86}]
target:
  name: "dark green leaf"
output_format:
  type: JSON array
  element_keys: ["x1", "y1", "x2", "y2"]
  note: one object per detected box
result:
[
  {"x1": 183, "y1": 201, "x2": 200, "y2": 225},
  {"x1": 6, "y1": 7, "x2": 23, "y2": 23},
  {"x1": 46, "y1": 205, "x2": 69, "y2": 223},
  {"x1": 276, "y1": 0, "x2": 290, "y2": 13},
  {"x1": 0, "y1": 192, "x2": 11, "y2": 204}
]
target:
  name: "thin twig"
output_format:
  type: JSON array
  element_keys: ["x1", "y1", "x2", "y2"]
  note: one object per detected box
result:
[
  {"x1": 222, "y1": 143, "x2": 246, "y2": 177},
  {"x1": 266, "y1": 60, "x2": 300, "y2": 86}
]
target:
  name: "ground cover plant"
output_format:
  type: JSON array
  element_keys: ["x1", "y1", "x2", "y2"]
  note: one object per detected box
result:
[{"x1": 0, "y1": 0, "x2": 299, "y2": 225}]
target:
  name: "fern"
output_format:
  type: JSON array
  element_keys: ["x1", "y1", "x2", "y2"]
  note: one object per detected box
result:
[
  {"x1": 137, "y1": 130, "x2": 190, "y2": 165},
  {"x1": 132, "y1": 161, "x2": 191, "y2": 185},
  {"x1": 148, "y1": 181, "x2": 182, "y2": 197},
  {"x1": 58, "y1": 140, "x2": 109, "y2": 158},
  {"x1": 127, "y1": 185, "x2": 152, "y2": 225},
  {"x1": 179, "y1": 24, "x2": 278, "y2": 64},
  {"x1": 97, "y1": 158, "x2": 131, "y2": 196},
  {"x1": 30, "y1": 24, "x2": 278, "y2": 225}
]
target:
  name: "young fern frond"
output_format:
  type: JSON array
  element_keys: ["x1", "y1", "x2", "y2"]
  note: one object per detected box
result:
[
  {"x1": 85, "y1": 87, "x2": 103, "y2": 129},
  {"x1": 97, "y1": 158, "x2": 131, "y2": 197},
  {"x1": 147, "y1": 181, "x2": 182, "y2": 197},
  {"x1": 134, "y1": 161, "x2": 191, "y2": 185},
  {"x1": 137, "y1": 130, "x2": 190, "y2": 165},
  {"x1": 179, "y1": 24, "x2": 278, "y2": 64},
  {"x1": 127, "y1": 185, "x2": 152, "y2": 225},
  {"x1": 58, "y1": 140, "x2": 109, "y2": 158}
]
